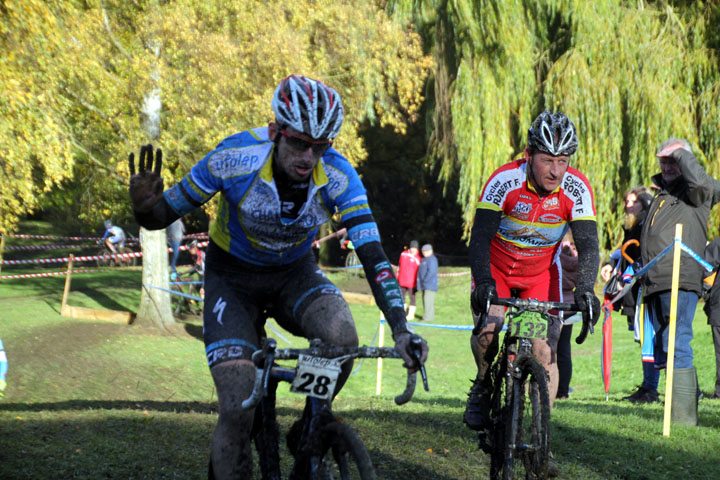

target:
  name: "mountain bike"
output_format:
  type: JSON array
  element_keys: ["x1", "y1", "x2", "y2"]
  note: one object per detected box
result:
[
  {"x1": 473, "y1": 295, "x2": 593, "y2": 479},
  {"x1": 170, "y1": 276, "x2": 202, "y2": 317},
  {"x1": 95, "y1": 242, "x2": 137, "y2": 268},
  {"x1": 240, "y1": 336, "x2": 428, "y2": 480}
]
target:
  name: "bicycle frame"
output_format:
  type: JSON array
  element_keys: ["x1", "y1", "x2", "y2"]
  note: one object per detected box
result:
[
  {"x1": 242, "y1": 337, "x2": 426, "y2": 480},
  {"x1": 483, "y1": 297, "x2": 582, "y2": 480}
]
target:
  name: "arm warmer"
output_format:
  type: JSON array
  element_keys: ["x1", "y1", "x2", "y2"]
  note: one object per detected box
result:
[
  {"x1": 468, "y1": 208, "x2": 502, "y2": 285},
  {"x1": 570, "y1": 219, "x2": 600, "y2": 292},
  {"x1": 355, "y1": 240, "x2": 410, "y2": 337}
]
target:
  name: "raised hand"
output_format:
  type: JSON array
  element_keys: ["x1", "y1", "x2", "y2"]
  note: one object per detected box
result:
[{"x1": 129, "y1": 144, "x2": 164, "y2": 213}]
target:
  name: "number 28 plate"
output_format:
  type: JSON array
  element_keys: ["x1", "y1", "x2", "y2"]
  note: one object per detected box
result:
[
  {"x1": 290, "y1": 354, "x2": 343, "y2": 400},
  {"x1": 508, "y1": 311, "x2": 548, "y2": 339}
]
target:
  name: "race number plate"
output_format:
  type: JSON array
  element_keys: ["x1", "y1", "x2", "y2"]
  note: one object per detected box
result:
[
  {"x1": 508, "y1": 311, "x2": 548, "y2": 339},
  {"x1": 290, "y1": 354, "x2": 342, "y2": 400}
]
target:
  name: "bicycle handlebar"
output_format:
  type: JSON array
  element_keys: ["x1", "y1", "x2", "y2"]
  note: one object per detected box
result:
[
  {"x1": 473, "y1": 296, "x2": 595, "y2": 344},
  {"x1": 241, "y1": 338, "x2": 421, "y2": 410}
]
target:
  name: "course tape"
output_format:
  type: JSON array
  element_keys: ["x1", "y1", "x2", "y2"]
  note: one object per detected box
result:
[
  {"x1": 605, "y1": 240, "x2": 711, "y2": 309},
  {"x1": 2, "y1": 234, "x2": 100, "y2": 240},
  {"x1": 379, "y1": 318, "x2": 474, "y2": 331},
  {"x1": 0, "y1": 269, "x2": 94, "y2": 280},
  {"x1": 143, "y1": 283, "x2": 203, "y2": 302},
  {"x1": 1, "y1": 251, "x2": 143, "y2": 265},
  {"x1": 438, "y1": 270, "x2": 470, "y2": 277},
  {"x1": 1, "y1": 241, "x2": 207, "y2": 266},
  {"x1": 3, "y1": 240, "x2": 140, "y2": 252}
]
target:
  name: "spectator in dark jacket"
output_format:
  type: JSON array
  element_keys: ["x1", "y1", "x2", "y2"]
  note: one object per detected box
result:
[
  {"x1": 599, "y1": 186, "x2": 659, "y2": 404},
  {"x1": 640, "y1": 138, "x2": 720, "y2": 425},
  {"x1": 417, "y1": 244, "x2": 438, "y2": 322},
  {"x1": 703, "y1": 239, "x2": 720, "y2": 400}
]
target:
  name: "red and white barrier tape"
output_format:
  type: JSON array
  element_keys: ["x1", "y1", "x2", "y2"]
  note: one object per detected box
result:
[
  {"x1": 439, "y1": 270, "x2": 470, "y2": 277},
  {"x1": 4, "y1": 240, "x2": 138, "y2": 252},
  {"x1": 1, "y1": 242, "x2": 207, "y2": 265},
  {"x1": 2, "y1": 234, "x2": 101, "y2": 241},
  {"x1": 0, "y1": 269, "x2": 94, "y2": 280},
  {"x1": 1, "y1": 251, "x2": 143, "y2": 265}
]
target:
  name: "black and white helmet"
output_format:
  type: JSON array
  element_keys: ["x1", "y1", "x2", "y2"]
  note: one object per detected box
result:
[
  {"x1": 271, "y1": 74, "x2": 344, "y2": 140},
  {"x1": 527, "y1": 111, "x2": 578, "y2": 156}
]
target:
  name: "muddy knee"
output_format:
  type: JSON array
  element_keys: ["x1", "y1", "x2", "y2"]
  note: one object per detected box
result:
[{"x1": 301, "y1": 295, "x2": 358, "y2": 347}]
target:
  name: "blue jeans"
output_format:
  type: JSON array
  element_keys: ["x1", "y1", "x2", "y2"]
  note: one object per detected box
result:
[
  {"x1": 170, "y1": 241, "x2": 181, "y2": 273},
  {"x1": 641, "y1": 361, "x2": 659, "y2": 391},
  {"x1": 646, "y1": 290, "x2": 698, "y2": 370}
]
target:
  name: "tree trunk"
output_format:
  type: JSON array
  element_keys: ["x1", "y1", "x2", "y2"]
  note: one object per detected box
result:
[{"x1": 135, "y1": 227, "x2": 175, "y2": 327}]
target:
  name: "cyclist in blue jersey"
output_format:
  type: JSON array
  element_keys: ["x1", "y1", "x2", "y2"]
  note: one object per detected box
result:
[
  {"x1": 102, "y1": 220, "x2": 126, "y2": 253},
  {"x1": 127, "y1": 74, "x2": 428, "y2": 480}
]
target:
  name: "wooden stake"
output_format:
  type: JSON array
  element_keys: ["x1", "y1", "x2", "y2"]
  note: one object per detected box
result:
[{"x1": 61, "y1": 254, "x2": 74, "y2": 316}]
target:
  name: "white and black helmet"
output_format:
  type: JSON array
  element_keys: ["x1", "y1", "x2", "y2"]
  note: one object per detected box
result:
[
  {"x1": 271, "y1": 74, "x2": 344, "y2": 140},
  {"x1": 527, "y1": 111, "x2": 578, "y2": 156}
]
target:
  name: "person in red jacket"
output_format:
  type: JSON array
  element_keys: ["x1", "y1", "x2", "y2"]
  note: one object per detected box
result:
[{"x1": 397, "y1": 240, "x2": 422, "y2": 320}]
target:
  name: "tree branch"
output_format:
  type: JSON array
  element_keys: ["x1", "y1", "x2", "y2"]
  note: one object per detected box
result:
[{"x1": 101, "y1": 4, "x2": 133, "y2": 62}]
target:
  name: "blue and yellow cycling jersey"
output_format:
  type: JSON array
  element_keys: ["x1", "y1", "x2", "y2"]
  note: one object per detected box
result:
[{"x1": 164, "y1": 127, "x2": 380, "y2": 266}]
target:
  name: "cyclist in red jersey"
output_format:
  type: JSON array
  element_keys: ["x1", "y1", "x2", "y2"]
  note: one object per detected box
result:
[{"x1": 464, "y1": 112, "x2": 601, "y2": 442}]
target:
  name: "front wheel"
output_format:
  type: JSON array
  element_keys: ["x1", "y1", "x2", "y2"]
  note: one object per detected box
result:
[
  {"x1": 316, "y1": 422, "x2": 376, "y2": 480},
  {"x1": 117, "y1": 247, "x2": 137, "y2": 267},
  {"x1": 503, "y1": 355, "x2": 550, "y2": 480}
]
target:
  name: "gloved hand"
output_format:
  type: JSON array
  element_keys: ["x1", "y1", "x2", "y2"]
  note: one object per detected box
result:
[
  {"x1": 393, "y1": 331, "x2": 428, "y2": 373},
  {"x1": 574, "y1": 289, "x2": 601, "y2": 327},
  {"x1": 471, "y1": 280, "x2": 497, "y2": 316},
  {"x1": 129, "y1": 144, "x2": 164, "y2": 213}
]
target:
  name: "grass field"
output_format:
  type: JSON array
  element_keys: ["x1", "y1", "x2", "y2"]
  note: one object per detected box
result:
[{"x1": 1, "y1": 233, "x2": 720, "y2": 479}]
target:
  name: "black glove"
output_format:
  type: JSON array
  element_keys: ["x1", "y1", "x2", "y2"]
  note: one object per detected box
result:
[
  {"x1": 471, "y1": 280, "x2": 497, "y2": 316},
  {"x1": 129, "y1": 144, "x2": 164, "y2": 213},
  {"x1": 574, "y1": 289, "x2": 601, "y2": 327},
  {"x1": 393, "y1": 332, "x2": 429, "y2": 372}
]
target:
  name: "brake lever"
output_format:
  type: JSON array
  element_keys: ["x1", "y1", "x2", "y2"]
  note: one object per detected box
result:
[{"x1": 410, "y1": 336, "x2": 429, "y2": 392}]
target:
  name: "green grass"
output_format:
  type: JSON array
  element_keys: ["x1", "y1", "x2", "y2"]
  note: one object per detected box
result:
[{"x1": 1, "y1": 229, "x2": 720, "y2": 479}]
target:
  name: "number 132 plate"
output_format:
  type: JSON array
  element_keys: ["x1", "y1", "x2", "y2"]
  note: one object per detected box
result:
[
  {"x1": 509, "y1": 311, "x2": 548, "y2": 339},
  {"x1": 291, "y1": 354, "x2": 343, "y2": 400}
]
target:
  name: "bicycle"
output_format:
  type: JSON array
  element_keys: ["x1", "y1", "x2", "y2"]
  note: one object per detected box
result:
[
  {"x1": 240, "y1": 336, "x2": 429, "y2": 480},
  {"x1": 170, "y1": 276, "x2": 202, "y2": 317},
  {"x1": 473, "y1": 295, "x2": 593, "y2": 480},
  {"x1": 95, "y1": 242, "x2": 137, "y2": 268}
]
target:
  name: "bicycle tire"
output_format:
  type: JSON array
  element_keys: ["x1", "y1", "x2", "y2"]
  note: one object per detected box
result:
[
  {"x1": 118, "y1": 247, "x2": 137, "y2": 267},
  {"x1": 503, "y1": 355, "x2": 550, "y2": 480},
  {"x1": 254, "y1": 379, "x2": 282, "y2": 480},
  {"x1": 316, "y1": 422, "x2": 376, "y2": 480},
  {"x1": 171, "y1": 283, "x2": 186, "y2": 317},
  {"x1": 487, "y1": 348, "x2": 509, "y2": 480},
  {"x1": 96, "y1": 249, "x2": 111, "y2": 268}
]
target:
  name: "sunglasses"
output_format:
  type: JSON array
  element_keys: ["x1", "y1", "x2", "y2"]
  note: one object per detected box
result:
[{"x1": 278, "y1": 130, "x2": 333, "y2": 155}]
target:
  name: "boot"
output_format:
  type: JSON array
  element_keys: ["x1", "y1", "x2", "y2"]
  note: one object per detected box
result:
[
  {"x1": 671, "y1": 366, "x2": 698, "y2": 426},
  {"x1": 407, "y1": 305, "x2": 416, "y2": 321}
]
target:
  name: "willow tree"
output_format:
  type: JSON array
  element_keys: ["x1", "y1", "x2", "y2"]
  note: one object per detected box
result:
[
  {"x1": 387, "y1": 0, "x2": 720, "y2": 252},
  {"x1": 0, "y1": 1, "x2": 77, "y2": 235},
  {"x1": 1, "y1": 0, "x2": 431, "y2": 235}
]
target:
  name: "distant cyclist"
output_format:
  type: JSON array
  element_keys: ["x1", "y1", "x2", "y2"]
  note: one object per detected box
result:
[
  {"x1": 185, "y1": 239, "x2": 205, "y2": 279},
  {"x1": 102, "y1": 220, "x2": 126, "y2": 254},
  {"x1": 465, "y1": 112, "x2": 600, "y2": 448},
  {"x1": 126, "y1": 74, "x2": 428, "y2": 480}
]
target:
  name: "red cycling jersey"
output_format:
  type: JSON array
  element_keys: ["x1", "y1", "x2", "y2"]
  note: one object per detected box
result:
[{"x1": 478, "y1": 157, "x2": 595, "y2": 281}]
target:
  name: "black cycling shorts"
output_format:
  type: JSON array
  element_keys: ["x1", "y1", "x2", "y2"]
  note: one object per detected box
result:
[{"x1": 202, "y1": 241, "x2": 347, "y2": 368}]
